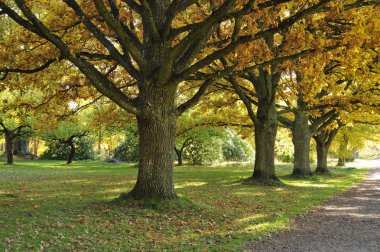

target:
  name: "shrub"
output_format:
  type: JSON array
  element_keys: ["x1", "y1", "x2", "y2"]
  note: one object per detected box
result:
[
  {"x1": 182, "y1": 128, "x2": 254, "y2": 165},
  {"x1": 222, "y1": 129, "x2": 254, "y2": 162},
  {"x1": 113, "y1": 125, "x2": 139, "y2": 162},
  {"x1": 277, "y1": 152, "x2": 294, "y2": 163}
]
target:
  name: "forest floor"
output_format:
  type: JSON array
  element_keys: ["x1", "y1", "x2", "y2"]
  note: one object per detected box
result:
[
  {"x1": 246, "y1": 160, "x2": 380, "y2": 252},
  {"x1": 0, "y1": 159, "x2": 368, "y2": 251}
]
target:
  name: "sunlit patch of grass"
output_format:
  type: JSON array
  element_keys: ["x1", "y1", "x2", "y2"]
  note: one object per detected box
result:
[
  {"x1": 175, "y1": 181, "x2": 208, "y2": 189},
  {"x1": 244, "y1": 217, "x2": 289, "y2": 233},
  {"x1": 0, "y1": 158, "x2": 367, "y2": 251},
  {"x1": 236, "y1": 214, "x2": 267, "y2": 224},
  {"x1": 287, "y1": 182, "x2": 331, "y2": 188}
]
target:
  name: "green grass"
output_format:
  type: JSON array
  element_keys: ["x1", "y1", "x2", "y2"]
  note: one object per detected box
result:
[{"x1": 0, "y1": 159, "x2": 367, "y2": 251}]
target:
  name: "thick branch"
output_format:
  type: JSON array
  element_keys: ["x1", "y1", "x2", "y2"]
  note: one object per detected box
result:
[
  {"x1": 277, "y1": 116, "x2": 294, "y2": 128},
  {"x1": 176, "y1": 0, "x2": 332, "y2": 80},
  {"x1": 176, "y1": 79, "x2": 213, "y2": 116},
  {"x1": 170, "y1": 0, "x2": 235, "y2": 63},
  {"x1": 92, "y1": 0, "x2": 147, "y2": 71},
  {"x1": 121, "y1": 0, "x2": 142, "y2": 14},
  {"x1": 63, "y1": 0, "x2": 141, "y2": 79},
  {"x1": 229, "y1": 76, "x2": 258, "y2": 125},
  {"x1": 0, "y1": 57, "x2": 62, "y2": 80},
  {"x1": 313, "y1": 112, "x2": 340, "y2": 135},
  {"x1": 140, "y1": 0, "x2": 161, "y2": 41}
]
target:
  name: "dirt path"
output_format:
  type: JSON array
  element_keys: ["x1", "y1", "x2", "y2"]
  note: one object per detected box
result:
[{"x1": 245, "y1": 168, "x2": 380, "y2": 252}]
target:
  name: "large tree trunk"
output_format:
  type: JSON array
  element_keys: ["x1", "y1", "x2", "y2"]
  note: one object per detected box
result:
[
  {"x1": 252, "y1": 119, "x2": 277, "y2": 180},
  {"x1": 248, "y1": 69, "x2": 280, "y2": 182},
  {"x1": 5, "y1": 135, "x2": 13, "y2": 165},
  {"x1": 67, "y1": 141, "x2": 75, "y2": 164},
  {"x1": 126, "y1": 86, "x2": 177, "y2": 200},
  {"x1": 119, "y1": 5, "x2": 180, "y2": 199},
  {"x1": 292, "y1": 110, "x2": 312, "y2": 176}
]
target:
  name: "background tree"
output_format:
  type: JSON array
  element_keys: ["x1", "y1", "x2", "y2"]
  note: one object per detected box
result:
[
  {"x1": 0, "y1": 89, "x2": 36, "y2": 164},
  {"x1": 214, "y1": 1, "x2": 380, "y2": 182},
  {"x1": 276, "y1": 2, "x2": 380, "y2": 175},
  {"x1": 84, "y1": 98, "x2": 133, "y2": 159},
  {"x1": 0, "y1": 122, "x2": 32, "y2": 165},
  {"x1": 332, "y1": 116, "x2": 380, "y2": 166},
  {"x1": 312, "y1": 119, "x2": 341, "y2": 173},
  {"x1": 42, "y1": 122, "x2": 91, "y2": 164}
]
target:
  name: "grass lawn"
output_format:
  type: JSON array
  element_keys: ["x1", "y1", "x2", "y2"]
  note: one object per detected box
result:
[{"x1": 0, "y1": 159, "x2": 367, "y2": 251}]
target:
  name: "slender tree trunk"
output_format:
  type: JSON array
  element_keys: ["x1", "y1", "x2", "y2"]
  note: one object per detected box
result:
[
  {"x1": 5, "y1": 135, "x2": 13, "y2": 165},
  {"x1": 33, "y1": 138, "x2": 39, "y2": 156},
  {"x1": 175, "y1": 148, "x2": 183, "y2": 166},
  {"x1": 97, "y1": 130, "x2": 102, "y2": 158},
  {"x1": 67, "y1": 141, "x2": 75, "y2": 164},
  {"x1": 353, "y1": 148, "x2": 359, "y2": 159},
  {"x1": 178, "y1": 152, "x2": 183, "y2": 166},
  {"x1": 337, "y1": 132, "x2": 349, "y2": 166},
  {"x1": 125, "y1": 86, "x2": 177, "y2": 200},
  {"x1": 292, "y1": 110, "x2": 312, "y2": 176}
]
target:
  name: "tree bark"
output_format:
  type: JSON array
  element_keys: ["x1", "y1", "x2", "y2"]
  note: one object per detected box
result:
[
  {"x1": 316, "y1": 141, "x2": 329, "y2": 173},
  {"x1": 292, "y1": 110, "x2": 312, "y2": 176},
  {"x1": 313, "y1": 129, "x2": 338, "y2": 174},
  {"x1": 337, "y1": 157, "x2": 345, "y2": 166},
  {"x1": 97, "y1": 130, "x2": 102, "y2": 158},
  {"x1": 126, "y1": 86, "x2": 177, "y2": 200},
  {"x1": 247, "y1": 69, "x2": 280, "y2": 182},
  {"x1": 175, "y1": 148, "x2": 183, "y2": 166},
  {"x1": 337, "y1": 131, "x2": 349, "y2": 166},
  {"x1": 5, "y1": 135, "x2": 13, "y2": 165},
  {"x1": 67, "y1": 141, "x2": 75, "y2": 164},
  {"x1": 32, "y1": 138, "x2": 39, "y2": 156},
  {"x1": 13, "y1": 138, "x2": 30, "y2": 156},
  {"x1": 251, "y1": 118, "x2": 278, "y2": 181}
]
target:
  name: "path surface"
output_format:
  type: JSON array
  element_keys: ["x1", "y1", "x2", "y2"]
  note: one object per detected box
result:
[{"x1": 245, "y1": 168, "x2": 380, "y2": 252}]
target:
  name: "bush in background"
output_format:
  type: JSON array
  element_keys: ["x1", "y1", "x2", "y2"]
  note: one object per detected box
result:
[
  {"x1": 113, "y1": 125, "x2": 139, "y2": 162},
  {"x1": 41, "y1": 137, "x2": 95, "y2": 161}
]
